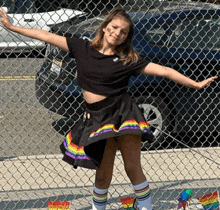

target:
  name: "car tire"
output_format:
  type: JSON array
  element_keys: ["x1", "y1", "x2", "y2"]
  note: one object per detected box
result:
[{"x1": 136, "y1": 95, "x2": 170, "y2": 149}]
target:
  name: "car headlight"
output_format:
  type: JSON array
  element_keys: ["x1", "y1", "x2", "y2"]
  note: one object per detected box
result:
[
  {"x1": 51, "y1": 57, "x2": 62, "y2": 75},
  {"x1": 45, "y1": 44, "x2": 63, "y2": 75},
  {"x1": 45, "y1": 44, "x2": 51, "y2": 57}
]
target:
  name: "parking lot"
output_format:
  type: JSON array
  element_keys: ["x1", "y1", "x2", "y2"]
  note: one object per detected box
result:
[
  {"x1": 1, "y1": 75, "x2": 63, "y2": 158},
  {"x1": 1, "y1": 0, "x2": 220, "y2": 209},
  {"x1": 1, "y1": 55, "x2": 220, "y2": 209}
]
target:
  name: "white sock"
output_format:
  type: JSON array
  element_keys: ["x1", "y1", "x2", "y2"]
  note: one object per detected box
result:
[
  {"x1": 133, "y1": 180, "x2": 153, "y2": 210},
  {"x1": 92, "y1": 185, "x2": 108, "y2": 210}
]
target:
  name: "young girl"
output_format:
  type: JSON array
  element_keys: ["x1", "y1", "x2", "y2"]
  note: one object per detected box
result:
[{"x1": 0, "y1": 7, "x2": 217, "y2": 210}]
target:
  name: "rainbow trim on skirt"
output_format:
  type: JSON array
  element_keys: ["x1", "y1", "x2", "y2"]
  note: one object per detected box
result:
[
  {"x1": 88, "y1": 119, "x2": 150, "y2": 140},
  {"x1": 63, "y1": 132, "x2": 90, "y2": 160},
  {"x1": 63, "y1": 119, "x2": 151, "y2": 161}
]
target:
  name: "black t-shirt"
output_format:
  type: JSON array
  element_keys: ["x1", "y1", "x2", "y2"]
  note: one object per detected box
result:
[{"x1": 66, "y1": 37, "x2": 150, "y2": 96}]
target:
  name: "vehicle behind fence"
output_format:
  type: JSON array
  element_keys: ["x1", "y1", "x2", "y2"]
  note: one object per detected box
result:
[{"x1": 0, "y1": 0, "x2": 220, "y2": 209}]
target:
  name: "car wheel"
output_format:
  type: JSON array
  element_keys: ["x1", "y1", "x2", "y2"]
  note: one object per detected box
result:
[{"x1": 136, "y1": 96, "x2": 170, "y2": 149}]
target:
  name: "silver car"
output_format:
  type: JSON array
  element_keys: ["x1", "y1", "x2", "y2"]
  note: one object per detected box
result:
[{"x1": 0, "y1": 0, "x2": 84, "y2": 51}]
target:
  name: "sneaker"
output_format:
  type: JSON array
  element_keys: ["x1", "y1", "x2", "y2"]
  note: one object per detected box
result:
[{"x1": 133, "y1": 197, "x2": 139, "y2": 210}]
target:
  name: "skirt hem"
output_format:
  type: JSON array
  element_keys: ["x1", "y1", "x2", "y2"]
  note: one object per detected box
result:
[{"x1": 60, "y1": 93, "x2": 154, "y2": 170}]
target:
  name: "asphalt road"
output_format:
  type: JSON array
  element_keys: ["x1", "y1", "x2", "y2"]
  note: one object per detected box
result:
[
  {"x1": 0, "y1": 56, "x2": 66, "y2": 158},
  {"x1": 0, "y1": 55, "x2": 44, "y2": 76}
]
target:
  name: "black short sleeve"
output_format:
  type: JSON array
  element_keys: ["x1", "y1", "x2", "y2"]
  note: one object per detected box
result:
[
  {"x1": 66, "y1": 37, "x2": 87, "y2": 58},
  {"x1": 128, "y1": 57, "x2": 151, "y2": 77},
  {"x1": 64, "y1": 37, "x2": 151, "y2": 96}
]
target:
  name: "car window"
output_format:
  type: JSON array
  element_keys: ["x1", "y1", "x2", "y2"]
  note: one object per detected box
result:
[
  {"x1": 34, "y1": 1, "x2": 60, "y2": 13},
  {"x1": 140, "y1": 24, "x2": 167, "y2": 46},
  {"x1": 0, "y1": 0, "x2": 36, "y2": 13},
  {"x1": 168, "y1": 16, "x2": 220, "y2": 50},
  {"x1": 0, "y1": 0, "x2": 59, "y2": 14}
]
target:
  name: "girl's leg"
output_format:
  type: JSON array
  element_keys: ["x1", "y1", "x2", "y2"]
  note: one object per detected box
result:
[
  {"x1": 95, "y1": 137, "x2": 118, "y2": 188},
  {"x1": 117, "y1": 134, "x2": 153, "y2": 210},
  {"x1": 93, "y1": 137, "x2": 118, "y2": 210},
  {"x1": 117, "y1": 134, "x2": 145, "y2": 184}
]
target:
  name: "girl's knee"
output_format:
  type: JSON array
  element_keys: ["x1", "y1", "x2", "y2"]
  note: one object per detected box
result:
[
  {"x1": 124, "y1": 163, "x2": 143, "y2": 181},
  {"x1": 96, "y1": 169, "x2": 110, "y2": 180},
  {"x1": 95, "y1": 173, "x2": 112, "y2": 188},
  {"x1": 95, "y1": 167, "x2": 113, "y2": 187},
  {"x1": 125, "y1": 164, "x2": 138, "y2": 177}
]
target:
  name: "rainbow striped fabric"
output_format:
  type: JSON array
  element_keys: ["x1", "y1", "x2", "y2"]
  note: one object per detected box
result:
[
  {"x1": 93, "y1": 190, "x2": 108, "y2": 207},
  {"x1": 63, "y1": 119, "x2": 151, "y2": 160},
  {"x1": 48, "y1": 201, "x2": 70, "y2": 210},
  {"x1": 135, "y1": 184, "x2": 150, "y2": 202},
  {"x1": 197, "y1": 191, "x2": 219, "y2": 210},
  {"x1": 63, "y1": 132, "x2": 90, "y2": 160},
  {"x1": 88, "y1": 120, "x2": 151, "y2": 140},
  {"x1": 120, "y1": 197, "x2": 136, "y2": 209}
]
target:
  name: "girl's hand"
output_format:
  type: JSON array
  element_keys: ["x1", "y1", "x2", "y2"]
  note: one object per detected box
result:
[
  {"x1": 195, "y1": 76, "x2": 218, "y2": 90},
  {"x1": 0, "y1": 7, "x2": 13, "y2": 30}
]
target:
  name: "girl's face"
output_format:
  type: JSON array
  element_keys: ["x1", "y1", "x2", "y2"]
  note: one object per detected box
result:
[{"x1": 103, "y1": 16, "x2": 130, "y2": 47}]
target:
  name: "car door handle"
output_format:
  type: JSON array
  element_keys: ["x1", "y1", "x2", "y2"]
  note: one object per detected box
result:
[{"x1": 24, "y1": 18, "x2": 35, "y2": 22}]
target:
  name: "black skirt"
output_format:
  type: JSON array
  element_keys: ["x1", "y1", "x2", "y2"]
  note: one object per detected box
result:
[{"x1": 60, "y1": 94, "x2": 154, "y2": 170}]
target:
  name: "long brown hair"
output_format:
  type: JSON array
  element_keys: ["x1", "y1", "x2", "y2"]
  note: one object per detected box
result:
[{"x1": 90, "y1": 7, "x2": 139, "y2": 64}]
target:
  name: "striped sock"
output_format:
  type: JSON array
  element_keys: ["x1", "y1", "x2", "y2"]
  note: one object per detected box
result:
[
  {"x1": 133, "y1": 180, "x2": 153, "y2": 210},
  {"x1": 92, "y1": 185, "x2": 108, "y2": 210}
]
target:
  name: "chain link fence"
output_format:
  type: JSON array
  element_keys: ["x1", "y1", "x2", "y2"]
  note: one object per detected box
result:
[{"x1": 1, "y1": 0, "x2": 220, "y2": 209}]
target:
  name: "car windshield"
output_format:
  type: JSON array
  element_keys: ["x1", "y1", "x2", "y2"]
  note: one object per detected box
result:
[
  {"x1": 142, "y1": 14, "x2": 220, "y2": 51},
  {"x1": 141, "y1": 25, "x2": 167, "y2": 46},
  {"x1": 0, "y1": 0, "x2": 60, "y2": 14},
  {"x1": 169, "y1": 16, "x2": 220, "y2": 50}
]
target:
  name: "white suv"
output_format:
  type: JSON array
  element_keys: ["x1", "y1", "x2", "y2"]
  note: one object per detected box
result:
[{"x1": 0, "y1": 0, "x2": 84, "y2": 51}]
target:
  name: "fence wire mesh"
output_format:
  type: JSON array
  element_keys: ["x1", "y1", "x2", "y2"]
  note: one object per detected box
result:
[{"x1": 0, "y1": 0, "x2": 220, "y2": 209}]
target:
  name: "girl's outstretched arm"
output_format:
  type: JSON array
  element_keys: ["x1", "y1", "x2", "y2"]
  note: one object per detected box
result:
[
  {"x1": 0, "y1": 7, "x2": 70, "y2": 52},
  {"x1": 141, "y1": 62, "x2": 217, "y2": 90}
]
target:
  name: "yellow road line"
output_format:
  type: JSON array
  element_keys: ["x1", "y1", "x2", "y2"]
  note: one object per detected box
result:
[{"x1": 0, "y1": 76, "x2": 35, "y2": 81}]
